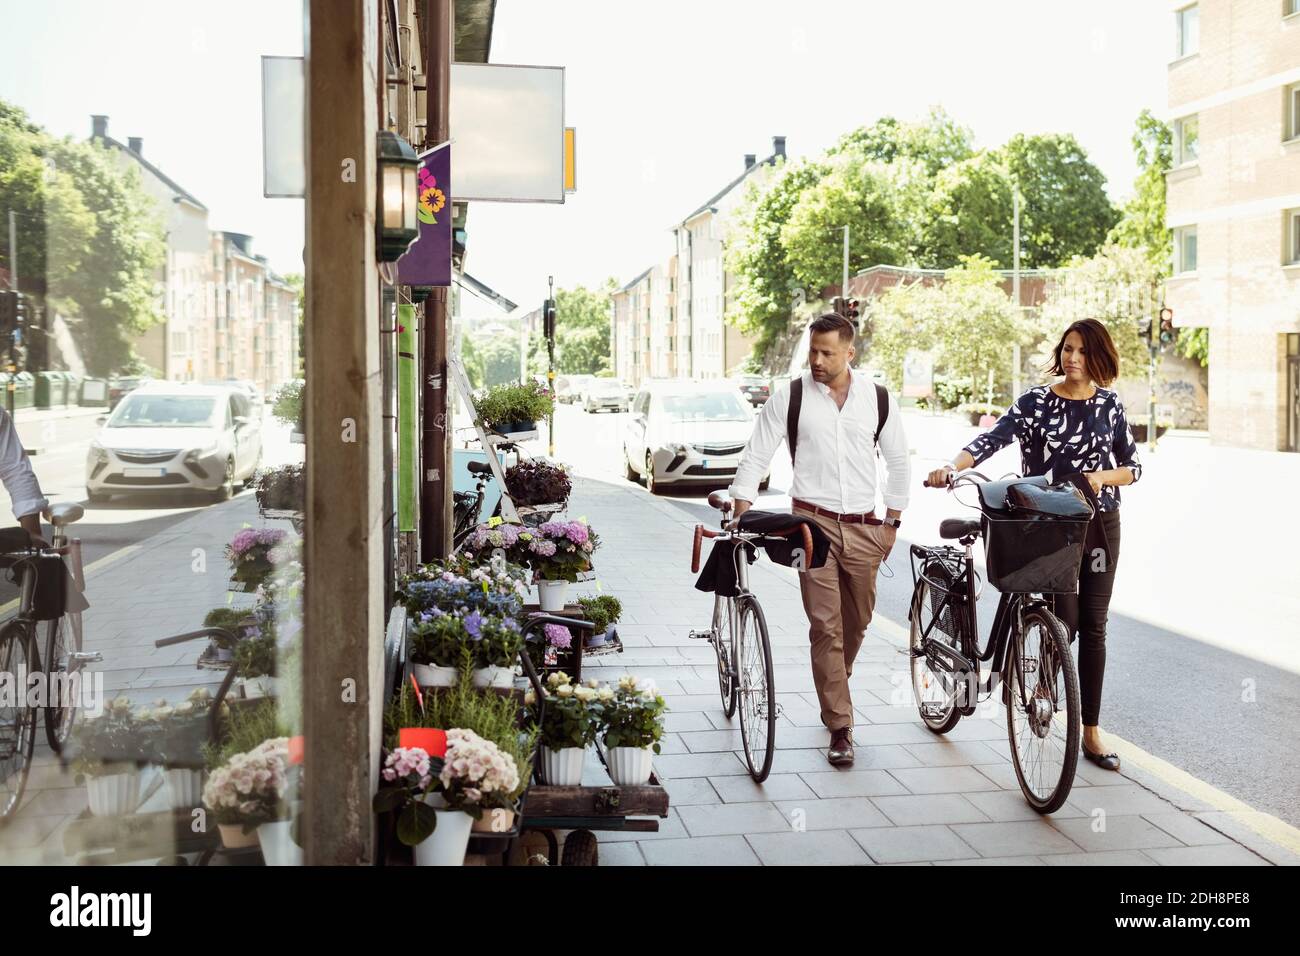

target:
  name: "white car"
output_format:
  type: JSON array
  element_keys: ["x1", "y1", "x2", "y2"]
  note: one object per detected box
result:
[
  {"x1": 86, "y1": 384, "x2": 264, "y2": 503},
  {"x1": 584, "y1": 378, "x2": 628, "y2": 413},
  {"x1": 624, "y1": 381, "x2": 771, "y2": 495}
]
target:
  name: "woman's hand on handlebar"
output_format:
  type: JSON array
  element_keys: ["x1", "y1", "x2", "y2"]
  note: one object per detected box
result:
[{"x1": 924, "y1": 465, "x2": 955, "y2": 489}]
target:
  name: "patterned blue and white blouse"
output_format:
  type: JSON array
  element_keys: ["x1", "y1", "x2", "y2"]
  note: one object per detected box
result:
[{"x1": 962, "y1": 384, "x2": 1143, "y2": 512}]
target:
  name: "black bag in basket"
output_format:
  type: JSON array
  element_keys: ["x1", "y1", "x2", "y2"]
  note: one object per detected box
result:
[{"x1": 976, "y1": 476, "x2": 1094, "y2": 594}]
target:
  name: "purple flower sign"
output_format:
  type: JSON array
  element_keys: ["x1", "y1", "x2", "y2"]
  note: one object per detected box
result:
[{"x1": 396, "y1": 142, "x2": 451, "y2": 287}]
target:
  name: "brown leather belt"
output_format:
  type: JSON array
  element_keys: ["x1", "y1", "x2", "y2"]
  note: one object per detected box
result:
[{"x1": 792, "y1": 498, "x2": 881, "y2": 525}]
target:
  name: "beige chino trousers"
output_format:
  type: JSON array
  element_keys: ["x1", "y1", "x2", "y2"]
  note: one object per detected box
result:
[{"x1": 796, "y1": 509, "x2": 893, "y2": 732}]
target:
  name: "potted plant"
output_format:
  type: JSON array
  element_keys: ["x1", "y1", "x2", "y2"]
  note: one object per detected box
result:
[
  {"x1": 575, "y1": 594, "x2": 622, "y2": 647},
  {"x1": 201, "y1": 607, "x2": 258, "y2": 662},
  {"x1": 201, "y1": 736, "x2": 292, "y2": 851},
  {"x1": 225, "y1": 527, "x2": 290, "y2": 590},
  {"x1": 272, "y1": 380, "x2": 305, "y2": 440},
  {"x1": 503, "y1": 459, "x2": 572, "y2": 508},
  {"x1": 146, "y1": 688, "x2": 215, "y2": 808},
  {"x1": 72, "y1": 697, "x2": 146, "y2": 816},
  {"x1": 473, "y1": 380, "x2": 554, "y2": 435},
  {"x1": 465, "y1": 611, "x2": 524, "y2": 688},
  {"x1": 409, "y1": 613, "x2": 469, "y2": 688},
  {"x1": 385, "y1": 678, "x2": 536, "y2": 835},
  {"x1": 234, "y1": 631, "x2": 278, "y2": 699},
  {"x1": 525, "y1": 672, "x2": 604, "y2": 786},
  {"x1": 253, "y1": 463, "x2": 305, "y2": 512},
  {"x1": 527, "y1": 622, "x2": 574, "y2": 669},
  {"x1": 602, "y1": 676, "x2": 666, "y2": 786},
  {"x1": 521, "y1": 519, "x2": 601, "y2": 611}
]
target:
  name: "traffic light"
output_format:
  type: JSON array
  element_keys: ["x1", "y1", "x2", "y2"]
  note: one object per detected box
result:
[
  {"x1": 1158, "y1": 307, "x2": 1175, "y2": 350},
  {"x1": 542, "y1": 298, "x2": 556, "y2": 339},
  {"x1": 845, "y1": 298, "x2": 860, "y2": 324}
]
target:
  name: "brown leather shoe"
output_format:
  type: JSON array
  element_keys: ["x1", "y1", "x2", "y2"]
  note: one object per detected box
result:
[{"x1": 827, "y1": 727, "x2": 854, "y2": 767}]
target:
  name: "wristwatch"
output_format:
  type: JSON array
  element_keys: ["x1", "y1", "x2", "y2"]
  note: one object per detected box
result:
[{"x1": 883, "y1": 515, "x2": 902, "y2": 529}]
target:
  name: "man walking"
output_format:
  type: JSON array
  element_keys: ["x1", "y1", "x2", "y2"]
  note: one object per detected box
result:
[{"x1": 728, "y1": 312, "x2": 911, "y2": 766}]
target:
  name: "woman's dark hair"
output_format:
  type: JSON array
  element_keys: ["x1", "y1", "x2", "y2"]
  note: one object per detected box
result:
[
  {"x1": 808, "y1": 312, "x2": 856, "y2": 344},
  {"x1": 1046, "y1": 318, "x2": 1120, "y2": 387}
]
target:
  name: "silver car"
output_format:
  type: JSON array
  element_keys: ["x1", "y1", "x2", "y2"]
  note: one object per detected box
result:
[
  {"x1": 584, "y1": 378, "x2": 628, "y2": 413},
  {"x1": 86, "y1": 384, "x2": 264, "y2": 503},
  {"x1": 624, "y1": 382, "x2": 771, "y2": 495}
]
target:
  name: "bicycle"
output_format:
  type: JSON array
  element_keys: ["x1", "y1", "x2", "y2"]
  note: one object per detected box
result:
[
  {"x1": 452, "y1": 460, "x2": 495, "y2": 549},
  {"x1": 0, "y1": 502, "x2": 99, "y2": 823},
  {"x1": 910, "y1": 470, "x2": 1082, "y2": 813},
  {"x1": 689, "y1": 491, "x2": 813, "y2": 782}
]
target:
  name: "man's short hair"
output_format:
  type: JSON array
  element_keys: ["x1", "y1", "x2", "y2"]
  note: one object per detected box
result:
[{"x1": 808, "y1": 312, "x2": 856, "y2": 344}]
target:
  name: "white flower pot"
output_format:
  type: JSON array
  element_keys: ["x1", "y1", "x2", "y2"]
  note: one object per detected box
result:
[
  {"x1": 540, "y1": 745, "x2": 585, "y2": 786},
  {"x1": 257, "y1": 820, "x2": 303, "y2": 866},
  {"x1": 606, "y1": 745, "x2": 655, "y2": 786},
  {"x1": 413, "y1": 796, "x2": 473, "y2": 866},
  {"x1": 162, "y1": 768, "x2": 204, "y2": 809},
  {"x1": 472, "y1": 665, "x2": 515, "y2": 689},
  {"x1": 537, "y1": 580, "x2": 569, "y2": 612},
  {"x1": 411, "y1": 663, "x2": 459, "y2": 688},
  {"x1": 240, "y1": 676, "x2": 278, "y2": 699},
  {"x1": 86, "y1": 770, "x2": 140, "y2": 817}
]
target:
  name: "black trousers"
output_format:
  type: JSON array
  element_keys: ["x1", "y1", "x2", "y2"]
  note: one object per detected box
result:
[{"x1": 1051, "y1": 509, "x2": 1121, "y2": 727}]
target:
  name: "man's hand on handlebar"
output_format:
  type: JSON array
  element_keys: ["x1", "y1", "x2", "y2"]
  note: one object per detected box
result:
[{"x1": 728, "y1": 498, "x2": 752, "y2": 530}]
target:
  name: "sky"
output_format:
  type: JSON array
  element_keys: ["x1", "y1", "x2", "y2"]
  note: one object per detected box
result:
[{"x1": 0, "y1": 0, "x2": 1172, "y2": 317}]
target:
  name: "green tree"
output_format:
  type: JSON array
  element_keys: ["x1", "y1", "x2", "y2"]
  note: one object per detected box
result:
[
  {"x1": 724, "y1": 158, "x2": 826, "y2": 362},
  {"x1": 996, "y1": 133, "x2": 1118, "y2": 268},
  {"x1": 459, "y1": 333, "x2": 486, "y2": 390},
  {"x1": 830, "y1": 107, "x2": 976, "y2": 177},
  {"x1": 780, "y1": 155, "x2": 908, "y2": 291},
  {"x1": 527, "y1": 281, "x2": 613, "y2": 376},
  {"x1": 283, "y1": 272, "x2": 304, "y2": 377},
  {"x1": 479, "y1": 334, "x2": 522, "y2": 388},
  {"x1": 0, "y1": 101, "x2": 166, "y2": 376},
  {"x1": 921, "y1": 152, "x2": 1014, "y2": 268}
]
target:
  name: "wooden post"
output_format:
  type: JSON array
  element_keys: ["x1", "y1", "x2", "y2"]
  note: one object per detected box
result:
[{"x1": 302, "y1": 0, "x2": 384, "y2": 865}]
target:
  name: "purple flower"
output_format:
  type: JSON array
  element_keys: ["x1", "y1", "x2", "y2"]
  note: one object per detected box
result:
[
  {"x1": 543, "y1": 623, "x2": 572, "y2": 649},
  {"x1": 464, "y1": 610, "x2": 483, "y2": 639}
]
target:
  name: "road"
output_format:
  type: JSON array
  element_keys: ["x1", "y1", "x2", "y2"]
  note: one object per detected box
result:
[
  {"x1": 536, "y1": 399, "x2": 1300, "y2": 829},
  {"x1": 1, "y1": 405, "x2": 299, "y2": 612}
]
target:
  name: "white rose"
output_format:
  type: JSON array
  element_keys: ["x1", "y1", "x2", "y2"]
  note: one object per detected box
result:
[
  {"x1": 597, "y1": 687, "x2": 614, "y2": 701},
  {"x1": 573, "y1": 686, "x2": 595, "y2": 702},
  {"x1": 556, "y1": 684, "x2": 574, "y2": 698}
]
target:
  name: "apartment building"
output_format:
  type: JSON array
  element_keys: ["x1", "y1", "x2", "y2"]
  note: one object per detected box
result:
[{"x1": 1162, "y1": 1, "x2": 1300, "y2": 450}]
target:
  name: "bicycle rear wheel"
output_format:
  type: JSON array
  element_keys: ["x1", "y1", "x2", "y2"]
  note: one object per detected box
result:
[
  {"x1": 736, "y1": 596, "x2": 776, "y2": 781},
  {"x1": 44, "y1": 613, "x2": 81, "y2": 753},
  {"x1": 0, "y1": 622, "x2": 38, "y2": 823},
  {"x1": 1004, "y1": 605, "x2": 1079, "y2": 814},
  {"x1": 909, "y1": 561, "x2": 964, "y2": 735}
]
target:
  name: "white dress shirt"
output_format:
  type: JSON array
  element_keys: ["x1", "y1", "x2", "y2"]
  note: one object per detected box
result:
[
  {"x1": 0, "y1": 406, "x2": 49, "y2": 520},
  {"x1": 729, "y1": 367, "x2": 911, "y2": 513}
]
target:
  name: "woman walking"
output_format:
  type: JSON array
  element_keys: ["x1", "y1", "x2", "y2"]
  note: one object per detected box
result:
[{"x1": 926, "y1": 318, "x2": 1142, "y2": 771}]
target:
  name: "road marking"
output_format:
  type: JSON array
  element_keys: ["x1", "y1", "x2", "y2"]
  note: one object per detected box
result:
[{"x1": 869, "y1": 607, "x2": 1300, "y2": 858}]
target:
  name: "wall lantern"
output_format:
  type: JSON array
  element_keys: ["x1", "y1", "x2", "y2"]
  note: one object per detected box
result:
[{"x1": 377, "y1": 130, "x2": 419, "y2": 262}]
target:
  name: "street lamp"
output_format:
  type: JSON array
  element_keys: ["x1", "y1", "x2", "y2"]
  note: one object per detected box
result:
[{"x1": 376, "y1": 131, "x2": 419, "y2": 262}]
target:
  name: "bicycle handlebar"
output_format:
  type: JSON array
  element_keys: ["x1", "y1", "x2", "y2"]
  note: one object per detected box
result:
[
  {"x1": 155, "y1": 627, "x2": 239, "y2": 648},
  {"x1": 691, "y1": 522, "x2": 814, "y2": 575}
]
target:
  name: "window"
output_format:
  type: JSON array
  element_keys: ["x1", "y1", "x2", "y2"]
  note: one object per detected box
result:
[
  {"x1": 1288, "y1": 84, "x2": 1300, "y2": 141},
  {"x1": 1288, "y1": 209, "x2": 1300, "y2": 265},
  {"x1": 1174, "y1": 115, "x2": 1199, "y2": 165},
  {"x1": 1176, "y1": 5, "x2": 1199, "y2": 58},
  {"x1": 1174, "y1": 225, "x2": 1198, "y2": 273},
  {"x1": 1288, "y1": 0, "x2": 1300, "y2": 18}
]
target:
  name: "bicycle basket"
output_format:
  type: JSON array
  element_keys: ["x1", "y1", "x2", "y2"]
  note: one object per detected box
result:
[{"x1": 977, "y1": 476, "x2": 1093, "y2": 595}]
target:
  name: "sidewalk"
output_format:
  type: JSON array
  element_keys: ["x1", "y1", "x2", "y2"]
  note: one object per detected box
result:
[
  {"x1": 567, "y1": 471, "x2": 1300, "y2": 866},
  {"x1": 0, "y1": 492, "x2": 269, "y2": 863}
]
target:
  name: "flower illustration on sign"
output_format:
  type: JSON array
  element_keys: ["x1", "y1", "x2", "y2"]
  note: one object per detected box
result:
[{"x1": 417, "y1": 165, "x2": 445, "y2": 224}]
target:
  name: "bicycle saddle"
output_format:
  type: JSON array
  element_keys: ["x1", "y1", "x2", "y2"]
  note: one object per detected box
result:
[
  {"x1": 708, "y1": 490, "x2": 732, "y2": 512},
  {"x1": 466, "y1": 460, "x2": 494, "y2": 475},
  {"x1": 49, "y1": 502, "x2": 84, "y2": 525},
  {"x1": 939, "y1": 518, "x2": 981, "y2": 540}
]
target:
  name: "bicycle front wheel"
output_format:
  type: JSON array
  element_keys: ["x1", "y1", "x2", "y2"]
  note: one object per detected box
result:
[
  {"x1": 736, "y1": 596, "x2": 776, "y2": 781},
  {"x1": 44, "y1": 613, "x2": 82, "y2": 753},
  {"x1": 1004, "y1": 605, "x2": 1080, "y2": 814},
  {"x1": 0, "y1": 622, "x2": 38, "y2": 824}
]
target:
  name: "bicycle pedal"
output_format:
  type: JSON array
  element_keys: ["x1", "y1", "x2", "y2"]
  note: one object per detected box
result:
[
  {"x1": 69, "y1": 652, "x2": 103, "y2": 664},
  {"x1": 687, "y1": 630, "x2": 713, "y2": 641}
]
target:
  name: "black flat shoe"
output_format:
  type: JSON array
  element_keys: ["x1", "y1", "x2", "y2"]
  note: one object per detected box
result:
[{"x1": 1081, "y1": 745, "x2": 1121, "y2": 772}]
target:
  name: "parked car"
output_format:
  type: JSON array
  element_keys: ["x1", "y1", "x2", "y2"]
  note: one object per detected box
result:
[
  {"x1": 107, "y1": 376, "x2": 154, "y2": 411},
  {"x1": 555, "y1": 374, "x2": 595, "y2": 404},
  {"x1": 585, "y1": 378, "x2": 628, "y2": 413},
  {"x1": 735, "y1": 374, "x2": 771, "y2": 406},
  {"x1": 86, "y1": 383, "x2": 264, "y2": 504},
  {"x1": 624, "y1": 381, "x2": 770, "y2": 495}
]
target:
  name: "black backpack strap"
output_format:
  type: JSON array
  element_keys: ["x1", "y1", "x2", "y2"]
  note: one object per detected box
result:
[
  {"x1": 874, "y1": 383, "x2": 889, "y2": 446},
  {"x1": 787, "y1": 377, "x2": 802, "y2": 465}
]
